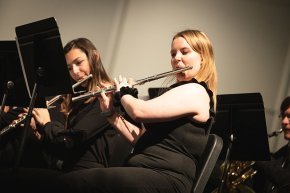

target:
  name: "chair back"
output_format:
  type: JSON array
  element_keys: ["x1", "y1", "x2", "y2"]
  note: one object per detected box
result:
[{"x1": 192, "y1": 134, "x2": 223, "y2": 193}]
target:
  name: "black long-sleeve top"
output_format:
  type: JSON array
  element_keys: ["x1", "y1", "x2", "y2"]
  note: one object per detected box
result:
[{"x1": 40, "y1": 99, "x2": 118, "y2": 172}]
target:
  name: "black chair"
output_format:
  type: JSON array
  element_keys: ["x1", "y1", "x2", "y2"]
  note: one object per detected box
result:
[{"x1": 192, "y1": 134, "x2": 223, "y2": 193}]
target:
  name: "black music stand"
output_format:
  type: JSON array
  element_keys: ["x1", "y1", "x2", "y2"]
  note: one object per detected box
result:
[
  {"x1": 14, "y1": 17, "x2": 73, "y2": 167},
  {"x1": 210, "y1": 93, "x2": 271, "y2": 193},
  {"x1": 211, "y1": 92, "x2": 270, "y2": 161},
  {"x1": 0, "y1": 41, "x2": 46, "y2": 110}
]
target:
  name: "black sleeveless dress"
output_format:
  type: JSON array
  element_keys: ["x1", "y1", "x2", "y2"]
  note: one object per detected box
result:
[{"x1": 126, "y1": 78, "x2": 214, "y2": 188}]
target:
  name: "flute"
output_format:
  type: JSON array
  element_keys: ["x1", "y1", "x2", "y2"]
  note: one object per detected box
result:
[
  {"x1": 72, "y1": 86, "x2": 116, "y2": 102},
  {"x1": 0, "y1": 95, "x2": 63, "y2": 137},
  {"x1": 71, "y1": 66, "x2": 192, "y2": 102},
  {"x1": 133, "y1": 66, "x2": 192, "y2": 86},
  {"x1": 0, "y1": 74, "x2": 93, "y2": 137}
]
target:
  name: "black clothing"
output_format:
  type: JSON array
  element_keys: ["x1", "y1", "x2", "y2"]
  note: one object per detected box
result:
[
  {"x1": 56, "y1": 78, "x2": 215, "y2": 193},
  {"x1": 255, "y1": 143, "x2": 290, "y2": 193},
  {"x1": 0, "y1": 107, "x2": 48, "y2": 168},
  {"x1": 40, "y1": 99, "x2": 119, "y2": 171},
  {"x1": 0, "y1": 168, "x2": 63, "y2": 193},
  {"x1": 0, "y1": 99, "x2": 131, "y2": 193}
]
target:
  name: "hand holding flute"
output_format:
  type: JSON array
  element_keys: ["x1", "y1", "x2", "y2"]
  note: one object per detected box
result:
[
  {"x1": 98, "y1": 75, "x2": 138, "y2": 118},
  {"x1": 72, "y1": 66, "x2": 192, "y2": 103}
]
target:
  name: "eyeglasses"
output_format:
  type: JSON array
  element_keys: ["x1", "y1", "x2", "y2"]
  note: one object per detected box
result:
[{"x1": 279, "y1": 113, "x2": 290, "y2": 121}]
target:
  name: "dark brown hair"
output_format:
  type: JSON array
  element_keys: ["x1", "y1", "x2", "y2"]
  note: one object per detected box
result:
[{"x1": 61, "y1": 38, "x2": 113, "y2": 114}]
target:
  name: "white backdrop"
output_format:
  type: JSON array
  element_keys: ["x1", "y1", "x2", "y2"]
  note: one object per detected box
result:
[{"x1": 0, "y1": 0, "x2": 290, "y2": 152}]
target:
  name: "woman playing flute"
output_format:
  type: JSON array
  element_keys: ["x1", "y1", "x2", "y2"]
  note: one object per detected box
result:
[{"x1": 56, "y1": 29, "x2": 218, "y2": 193}]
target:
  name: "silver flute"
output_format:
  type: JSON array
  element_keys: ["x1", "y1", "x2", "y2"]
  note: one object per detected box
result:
[
  {"x1": 133, "y1": 66, "x2": 193, "y2": 86},
  {"x1": 0, "y1": 74, "x2": 93, "y2": 137},
  {"x1": 72, "y1": 86, "x2": 116, "y2": 102},
  {"x1": 71, "y1": 66, "x2": 193, "y2": 103}
]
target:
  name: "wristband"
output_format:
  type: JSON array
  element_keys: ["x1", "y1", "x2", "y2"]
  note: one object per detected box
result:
[
  {"x1": 120, "y1": 86, "x2": 138, "y2": 98},
  {"x1": 114, "y1": 86, "x2": 138, "y2": 107}
]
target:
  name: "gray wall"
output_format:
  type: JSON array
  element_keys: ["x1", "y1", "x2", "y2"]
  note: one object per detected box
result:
[{"x1": 1, "y1": 0, "x2": 290, "y2": 152}]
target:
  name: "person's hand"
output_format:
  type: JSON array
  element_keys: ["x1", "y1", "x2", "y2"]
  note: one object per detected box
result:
[
  {"x1": 115, "y1": 75, "x2": 138, "y2": 96},
  {"x1": 114, "y1": 75, "x2": 135, "y2": 92},
  {"x1": 32, "y1": 108, "x2": 51, "y2": 126},
  {"x1": 113, "y1": 75, "x2": 138, "y2": 110},
  {"x1": 114, "y1": 75, "x2": 128, "y2": 92},
  {"x1": 23, "y1": 108, "x2": 51, "y2": 127},
  {"x1": 99, "y1": 90, "x2": 114, "y2": 111},
  {"x1": 97, "y1": 82, "x2": 116, "y2": 118}
]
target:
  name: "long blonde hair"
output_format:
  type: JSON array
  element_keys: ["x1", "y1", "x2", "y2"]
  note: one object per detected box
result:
[{"x1": 172, "y1": 29, "x2": 218, "y2": 109}]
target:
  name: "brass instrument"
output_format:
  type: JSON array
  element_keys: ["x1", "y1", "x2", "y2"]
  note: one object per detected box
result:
[
  {"x1": 227, "y1": 161, "x2": 257, "y2": 189},
  {"x1": 214, "y1": 161, "x2": 257, "y2": 193},
  {"x1": 0, "y1": 74, "x2": 93, "y2": 137},
  {"x1": 71, "y1": 66, "x2": 193, "y2": 102}
]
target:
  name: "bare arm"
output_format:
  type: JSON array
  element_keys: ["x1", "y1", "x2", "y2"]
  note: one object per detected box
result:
[
  {"x1": 99, "y1": 91, "x2": 143, "y2": 145},
  {"x1": 99, "y1": 78, "x2": 210, "y2": 144},
  {"x1": 122, "y1": 83, "x2": 210, "y2": 123},
  {"x1": 106, "y1": 112, "x2": 144, "y2": 145}
]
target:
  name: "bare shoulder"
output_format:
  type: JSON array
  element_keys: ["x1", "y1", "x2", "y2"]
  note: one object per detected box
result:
[{"x1": 171, "y1": 82, "x2": 209, "y2": 96}]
